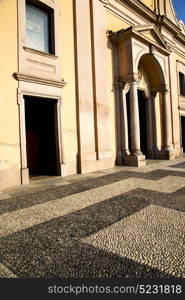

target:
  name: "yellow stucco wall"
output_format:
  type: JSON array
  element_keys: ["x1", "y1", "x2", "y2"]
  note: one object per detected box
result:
[
  {"x1": 0, "y1": 0, "x2": 185, "y2": 188},
  {"x1": 59, "y1": 0, "x2": 78, "y2": 166},
  {"x1": 140, "y1": 0, "x2": 155, "y2": 10},
  {"x1": 106, "y1": 10, "x2": 129, "y2": 32},
  {"x1": 0, "y1": 1, "x2": 20, "y2": 178},
  {"x1": 105, "y1": 11, "x2": 130, "y2": 156}
]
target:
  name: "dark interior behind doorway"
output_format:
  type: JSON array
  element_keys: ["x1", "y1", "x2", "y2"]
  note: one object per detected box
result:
[
  {"x1": 181, "y1": 116, "x2": 185, "y2": 153},
  {"x1": 138, "y1": 90, "x2": 147, "y2": 156},
  {"x1": 25, "y1": 96, "x2": 58, "y2": 176},
  {"x1": 126, "y1": 90, "x2": 148, "y2": 156}
]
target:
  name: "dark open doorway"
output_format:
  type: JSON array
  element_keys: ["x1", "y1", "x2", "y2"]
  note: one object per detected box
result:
[
  {"x1": 181, "y1": 116, "x2": 185, "y2": 153},
  {"x1": 126, "y1": 91, "x2": 131, "y2": 153},
  {"x1": 25, "y1": 96, "x2": 59, "y2": 177},
  {"x1": 126, "y1": 90, "x2": 148, "y2": 156},
  {"x1": 138, "y1": 90, "x2": 148, "y2": 156}
]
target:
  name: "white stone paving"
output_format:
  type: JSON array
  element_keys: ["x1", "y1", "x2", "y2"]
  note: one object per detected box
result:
[
  {"x1": 83, "y1": 205, "x2": 185, "y2": 277},
  {"x1": 0, "y1": 176, "x2": 185, "y2": 238}
]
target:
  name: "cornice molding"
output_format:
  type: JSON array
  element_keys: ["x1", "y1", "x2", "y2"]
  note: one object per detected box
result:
[
  {"x1": 123, "y1": 0, "x2": 156, "y2": 22},
  {"x1": 109, "y1": 25, "x2": 171, "y2": 55},
  {"x1": 13, "y1": 73, "x2": 67, "y2": 88},
  {"x1": 99, "y1": 0, "x2": 109, "y2": 4},
  {"x1": 107, "y1": 0, "x2": 185, "y2": 46}
]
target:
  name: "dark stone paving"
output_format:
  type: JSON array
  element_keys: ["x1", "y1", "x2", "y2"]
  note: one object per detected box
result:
[
  {"x1": 1, "y1": 168, "x2": 185, "y2": 215},
  {"x1": 170, "y1": 162, "x2": 185, "y2": 169},
  {"x1": 0, "y1": 185, "x2": 184, "y2": 278}
]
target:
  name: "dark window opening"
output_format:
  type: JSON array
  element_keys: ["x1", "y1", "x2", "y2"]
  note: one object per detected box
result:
[
  {"x1": 26, "y1": 0, "x2": 55, "y2": 54},
  {"x1": 179, "y1": 72, "x2": 185, "y2": 96}
]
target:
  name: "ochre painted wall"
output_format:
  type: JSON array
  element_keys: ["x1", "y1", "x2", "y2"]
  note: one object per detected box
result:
[
  {"x1": 140, "y1": 0, "x2": 155, "y2": 10},
  {"x1": 106, "y1": 10, "x2": 129, "y2": 32},
  {"x1": 0, "y1": 0, "x2": 20, "y2": 186},
  {"x1": 59, "y1": 0, "x2": 78, "y2": 172},
  {"x1": 105, "y1": 11, "x2": 130, "y2": 157}
]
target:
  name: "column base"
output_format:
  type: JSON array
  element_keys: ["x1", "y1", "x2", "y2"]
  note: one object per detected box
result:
[
  {"x1": 153, "y1": 149, "x2": 175, "y2": 160},
  {"x1": 21, "y1": 168, "x2": 29, "y2": 185},
  {"x1": 116, "y1": 150, "x2": 130, "y2": 165},
  {"x1": 123, "y1": 153, "x2": 146, "y2": 167},
  {"x1": 146, "y1": 151, "x2": 154, "y2": 159}
]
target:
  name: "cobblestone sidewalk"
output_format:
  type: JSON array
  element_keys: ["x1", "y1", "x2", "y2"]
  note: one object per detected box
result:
[{"x1": 0, "y1": 159, "x2": 184, "y2": 278}]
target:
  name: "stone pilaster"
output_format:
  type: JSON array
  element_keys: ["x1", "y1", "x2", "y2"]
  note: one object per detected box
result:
[
  {"x1": 74, "y1": 0, "x2": 97, "y2": 173},
  {"x1": 162, "y1": 89, "x2": 172, "y2": 152},
  {"x1": 90, "y1": 0, "x2": 112, "y2": 162}
]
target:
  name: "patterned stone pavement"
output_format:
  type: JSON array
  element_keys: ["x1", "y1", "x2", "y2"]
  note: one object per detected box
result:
[{"x1": 0, "y1": 159, "x2": 185, "y2": 278}]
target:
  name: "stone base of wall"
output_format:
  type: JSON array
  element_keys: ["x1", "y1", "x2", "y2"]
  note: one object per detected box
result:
[
  {"x1": 0, "y1": 168, "x2": 21, "y2": 189},
  {"x1": 61, "y1": 161, "x2": 77, "y2": 177},
  {"x1": 80, "y1": 157, "x2": 115, "y2": 174}
]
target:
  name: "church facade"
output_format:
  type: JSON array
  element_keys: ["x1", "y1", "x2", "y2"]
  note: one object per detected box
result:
[{"x1": 1, "y1": 0, "x2": 185, "y2": 188}]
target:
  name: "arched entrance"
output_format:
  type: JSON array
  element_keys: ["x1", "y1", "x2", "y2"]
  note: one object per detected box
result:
[
  {"x1": 121, "y1": 53, "x2": 173, "y2": 166},
  {"x1": 138, "y1": 89, "x2": 148, "y2": 156},
  {"x1": 126, "y1": 89, "x2": 148, "y2": 157},
  {"x1": 110, "y1": 25, "x2": 174, "y2": 166}
]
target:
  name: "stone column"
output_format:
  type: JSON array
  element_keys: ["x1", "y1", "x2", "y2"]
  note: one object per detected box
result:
[
  {"x1": 114, "y1": 80, "x2": 124, "y2": 164},
  {"x1": 114, "y1": 81, "x2": 130, "y2": 164},
  {"x1": 129, "y1": 81, "x2": 141, "y2": 155},
  {"x1": 151, "y1": 92, "x2": 158, "y2": 154},
  {"x1": 123, "y1": 80, "x2": 146, "y2": 167},
  {"x1": 122, "y1": 88, "x2": 130, "y2": 157},
  {"x1": 146, "y1": 95, "x2": 153, "y2": 158},
  {"x1": 162, "y1": 89, "x2": 172, "y2": 152}
]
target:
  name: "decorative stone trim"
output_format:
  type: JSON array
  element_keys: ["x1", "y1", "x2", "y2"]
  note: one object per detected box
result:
[
  {"x1": 109, "y1": 25, "x2": 171, "y2": 55},
  {"x1": 106, "y1": 0, "x2": 185, "y2": 47},
  {"x1": 23, "y1": 47, "x2": 58, "y2": 60},
  {"x1": 13, "y1": 73, "x2": 67, "y2": 88},
  {"x1": 99, "y1": 0, "x2": 109, "y2": 5},
  {"x1": 17, "y1": 84, "x2": 65, "y2": 184}
]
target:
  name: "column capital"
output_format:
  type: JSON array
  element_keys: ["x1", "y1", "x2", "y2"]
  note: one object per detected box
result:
[
  {"x1": 114, "y1": 78, "x2": 126, "y2": 90},
  {"x1": 151, "y1": 84, "x2": 170, "y2": 94},
  {"x1": 161, "y1": 85, "x2": 170, "y2": 94},
  {"x1": 120, "y1": 73, "x2": 140, "y2": 84},
  {"x1": 150, "y1": 91, "x2": 157, "y2": 98},
  {"x1": 130, "y1": 80, "x2": 138, "y2": 86}
]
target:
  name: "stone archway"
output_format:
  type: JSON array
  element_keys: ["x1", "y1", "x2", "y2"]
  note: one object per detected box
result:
[
  {"x1": 110, "y1": 24, "x2": 174, "y2": 166},
  {"x1": 115, "y1": 53, "x2": 173, "y2": 167},
  {"x1": 137, "y1": 53, "x2": 173, "y2": 160}
]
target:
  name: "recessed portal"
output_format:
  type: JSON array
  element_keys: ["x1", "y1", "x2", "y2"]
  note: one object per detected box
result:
[
  {"x1": 181, "y1": 116, "x2": 185, "y2": 153},
  {"x1": 126, "y1": 90, "x2": 148, "y2": 156},
  {"x1": 126, "y1": 92, "x2": 131, "y2": 153},
  {"x1": 25, "y1": 96, "x2": 59, "y2": 177},
  {"x1": 138, "y1": 90, "x2": 148, "y2": 156}
]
